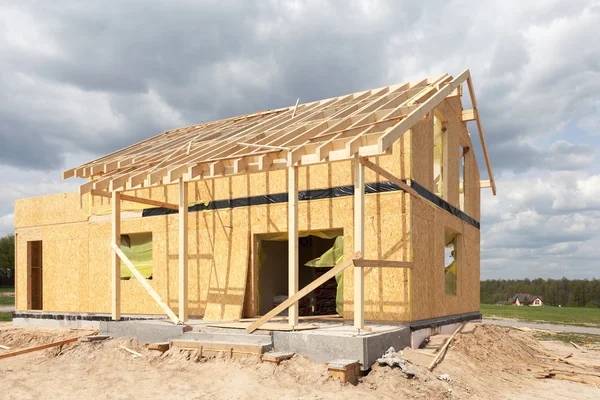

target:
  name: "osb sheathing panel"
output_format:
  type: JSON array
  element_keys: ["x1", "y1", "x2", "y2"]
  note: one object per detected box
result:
[
  {"x1": 410, "y1": 197, "x2": 480, "y2": 321},
  {"x1": 244, "y1": 191, "x2": 412, "y2": 320},
  {"x1": 14, "y1": 227, "x2": 42, "y2": 311},
  {"x1": 410, "y1": 114, "x2": 434, "y2": 191},
  {"x1": 437, "y1": 98, "x2": 468, "y2": 209},
  {"x1": 87, "y1": 141, "x2": 407, "y2": 217},
  {"x1": 14, "y1": 192, "x2": 88, "y2": 229}
]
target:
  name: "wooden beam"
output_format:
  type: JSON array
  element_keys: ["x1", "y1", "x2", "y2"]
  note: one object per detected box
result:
[
  {"x1": 353, "y1": 259, "x2": 415, "y2": 268},
  {"x1": 178, "y1": 178, "x2": 188, "y2": 322},
  {"x1": 291, "y1": 98, "x2": 300, "y2": 118},
  {"x1": 358, "y1": 157, "x2": 420, "y2": 198},
  {"x1": 247, "y1": 254, "x2": 360, "y2": 333},
  {"x1": 466, "y1": 76, "x2": 496, "y2": 195},
  {"x1": 0, "y1": 337, "x2": 79, "y2": 360},
  {"x1": 378, "y1": 70, "x2": 470, "y2": 152},
  {"x1": 91, "y1": 190, "x2": 178, "y2": 210},
  {"x1": 111, "y1": 191, "x2": 121, "y2": 321},
  {"x1": 288, "y1": 165, "x2": 299, "y2": 327},
  {"x1": 354, "y1": 155, "x2": 365, "y2": 330},
  {"x1": 111, "y1": 243, "x2": 180, "y2": 324},
  {"x1": 479, "y1": 180, "x2": 491, "y2": 189},
  {"x1": 461, "y1": 109, "x2": 477, "y2": 122}
]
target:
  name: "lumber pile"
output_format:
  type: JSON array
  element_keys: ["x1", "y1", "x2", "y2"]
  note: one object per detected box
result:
[{"x1": 535, "y1": 347, "x2": 600, "y2": 387}]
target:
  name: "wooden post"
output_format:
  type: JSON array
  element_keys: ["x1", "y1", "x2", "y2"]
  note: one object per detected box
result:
[
  {"x1": 112, "y1": 190, "x2": 121, "y2": 320},
  {"x1": 178, "y1": 178, "x2": 189, "y2": 322},
  {"x1": 288, "y1": 165, "x2": 299, "y2": 327},
  {"x1": 354, "y1": 155, "x2": 365, "y2": 330}
]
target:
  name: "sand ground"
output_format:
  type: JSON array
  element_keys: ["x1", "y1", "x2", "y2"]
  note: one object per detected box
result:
[{"x1": 0, "y1": 322, "x2": 598, "y2": 400}]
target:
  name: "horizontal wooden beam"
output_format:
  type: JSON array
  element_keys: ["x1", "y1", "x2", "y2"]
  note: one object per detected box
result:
[
  {"x1": 91, "y1": 189, "x2": 179, "y2": 210},
  {"x1": 358, "y1": 157, "x2": 419, "y2": 198},
  {"x1": 461, "y1": 109, "x2": 477, "y2": 122},
  {"x1": 247, "y1": 253, "x2": 361, "y2": 333},
  {"x1": 353, "y1": 259, "x2": 415, "y2": 268},
  {"x1": 111, "y1": 243, "x2": 180, "y2": 324},
  {"x1": 479, "y1": 180, "x2": 492, "y2": 189}
]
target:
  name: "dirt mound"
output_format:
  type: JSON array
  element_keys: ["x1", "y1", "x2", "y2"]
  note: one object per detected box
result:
[
  {"x1": 1, "y1": 323, "x2": 598, "y2": 400},
  {"x1": 0, "y1": 326, "x2": 94, "y2": 349}
]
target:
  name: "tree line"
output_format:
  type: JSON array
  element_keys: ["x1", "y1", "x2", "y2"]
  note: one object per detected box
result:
[
  {"x1": 0, "y1": 234, "x2": 14, "y2": 285},
  {"x1": 481, "y1": 278, "x2": 600, "y2": 307}
]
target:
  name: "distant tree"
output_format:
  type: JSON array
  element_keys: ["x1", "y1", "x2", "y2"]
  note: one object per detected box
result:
[
  {"x1": 480, "y1": 277, "x2": 600, "y2": 308},
  {"x1": 0, "y1": 234, "x2": 15, "y2": 282}
]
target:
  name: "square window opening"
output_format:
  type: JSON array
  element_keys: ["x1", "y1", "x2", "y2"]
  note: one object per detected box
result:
[
  {"x1": 120, "y1": 232, "x2": 153, "y2": 280},
  {"x1": 444, "y1": 231, "x2": 458, "y2": 296}
]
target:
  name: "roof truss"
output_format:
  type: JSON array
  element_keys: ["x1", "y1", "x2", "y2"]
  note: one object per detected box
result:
[{"x1": 64, "y1": 70, "x2": 496, "y2": 195}]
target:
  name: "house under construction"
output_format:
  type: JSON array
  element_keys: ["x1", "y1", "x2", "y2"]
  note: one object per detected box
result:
[{"x1": 13, "y1": 70, "x2": 495, "y2": 366}]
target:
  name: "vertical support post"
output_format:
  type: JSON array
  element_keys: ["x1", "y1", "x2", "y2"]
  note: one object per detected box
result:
[
  {"x1": 354, "y1": 155, "x2": 365, "y2": 330},
  {"x1": 178, "y1": 178, "x2": 189, "y2": 322},
  {"x1": 111, "y1": 190, "x2": 121, "y2": 321},
  {"x1": 288, "y1": 165, "x2": 299, "y2": 327}
]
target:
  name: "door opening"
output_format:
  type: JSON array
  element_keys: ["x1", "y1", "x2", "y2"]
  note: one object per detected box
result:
[
  {"x1": 257, "y1": 231, "x2": 343, "y2": 317},
  {"x1": 27, "y1": 240, "x2": 43, "y2": 310}
]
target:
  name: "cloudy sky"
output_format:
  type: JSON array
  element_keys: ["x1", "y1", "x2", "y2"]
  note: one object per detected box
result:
[{"x1": 1, "y1": 0, "x2": 599, "y2": 279}]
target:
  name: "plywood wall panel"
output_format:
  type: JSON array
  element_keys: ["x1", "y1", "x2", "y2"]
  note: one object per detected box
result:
[
  {"x1": 410, "y1": 114, "x2": 434, "y2": 191},
  {"x1": 410, "y1": 196, "x2": 480, "y2": 321}
]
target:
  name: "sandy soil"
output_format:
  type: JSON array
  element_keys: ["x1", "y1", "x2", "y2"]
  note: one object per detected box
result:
[{"x1": 0, "y1": 322, "x2": 598, "y2": 400}]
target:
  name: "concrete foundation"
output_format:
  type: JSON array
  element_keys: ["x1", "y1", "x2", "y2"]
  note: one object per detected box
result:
[
  {"x1": 273, "y1": 324, "x2": 410, "y2": 370},
  {"x1": 13, "y1": 312, "x2": 482, "y2": 369}
]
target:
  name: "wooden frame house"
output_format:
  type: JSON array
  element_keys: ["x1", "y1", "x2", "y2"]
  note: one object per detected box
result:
[{"x1": 14, "y1": 70, "x2": 495, "y2": 331}]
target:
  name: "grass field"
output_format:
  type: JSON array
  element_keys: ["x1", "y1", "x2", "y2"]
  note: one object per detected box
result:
[
  {"x1": 481, "y1": 304, "x2": 600, "y2": 327},
  {"x1": 0, "y1": 287, "x2": 14, "y2": 293},
  {"x1": 0, "y1": 312, "x2": 12, "y2": 322}
]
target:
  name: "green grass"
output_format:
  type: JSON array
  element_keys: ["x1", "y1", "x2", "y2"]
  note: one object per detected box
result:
[
  {"x1": 534, "y1": 331, "x2": 600, "y2": 344},
  {"x1": 0, "y1": 296, "x2": 14, "y2": 306},
  {"x1": 480, "y1": 304, "x2": 600, "y2": 328},
  {"x1": 0, "y1": 312, "x2": 12, "y2": 322},
  {"x1": 0, "y1": 287, "x2": 14, "y2": 293}
]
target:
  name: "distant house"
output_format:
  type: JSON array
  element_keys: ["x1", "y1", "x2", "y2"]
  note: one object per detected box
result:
[{"x1": 508, "y1": 294, "x2": 543, "y2": 307}]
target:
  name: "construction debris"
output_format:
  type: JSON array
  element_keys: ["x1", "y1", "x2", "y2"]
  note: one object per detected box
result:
[
  {"x1": 438, "y1": 373, "x2": 451, "y2": 381},
  {"x1": 376, "y1": 347, "x2": 417, "y2": 378},
  {"x1": 327, "y1": 359, "x2": 361, "y2": 385},
  {"x1": 0, "y1": 337, "x2": 79, "y2": 360},
  {"x1": 147, "y1": 342, "x2": 170, "y2": 352},
  {"x1": 428, "y1": 323, "x2": 465, "y2": 371},
  {"x1": 79, "y1": 335, "x2": 110, "y2": 342},
  {"x1": 0, "y1": 344, "x2": 10, "y2": 350},
  {"x1": 261, "y1": 352, "x2": 295, "y2": 365},
  {"x1": 119, "y1": 345, "x2": 142, "y2": 358}
]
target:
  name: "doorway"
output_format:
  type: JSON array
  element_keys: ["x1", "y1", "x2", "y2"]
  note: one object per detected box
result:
[
  {"x1": 257, "y1": 230, "x2": 343, "y2": 317},
  {"x1": 27, "y1": 240, "x2": 43, "y2": 310}
]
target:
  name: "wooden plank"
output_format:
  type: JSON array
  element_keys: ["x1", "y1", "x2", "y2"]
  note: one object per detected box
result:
[
  {"x1": 466, "y1": 76, "x2": 496, "y2": 195},
  {"x1": 479, "y1": 180, "x2": 491, "y2": 189},
  {"x1": 111, "y1": 243, "x2": 180, "y2": 324},
  {"x1": 147, "y1": 342, "x2": 170, "y2": 352},
  {"x1": 378, "y1": 70, "x2": 470, "y2": 152},
  {"x1": 461, "y1": 109, "x2": 477, "y2": 122},
  {"x1": 247, "y1": 254, "x2": 359, "y2": 333},
  {"x1": 111, "y1": 191, "x2": 121, "y2": 321},
  {"x1": 91, "y1": 190, "x2": 178, "y2": 210},
  {"x1": 169, "y1": 340, "x2": 265, "y2": 355},
  {"x1": 288, "y1": 165, "x2": 299, "y2": 327},
  {"x1": 178, "y1": 178, "x2": 188, "y2": 322},
  {"x1": 207, "y1": 322, "x2": 318, "y2": 331},
  {"x1": 353, "y1": 259, "x2": 415, "y2": 268},
  {"x1": 358, "y1": 157, "x2": 419, "y2": 198},
  {"x1": 0, "y1": 337, "x2": 78, "y2": 360},
  {"x1": 428, "y1": 323, "x2": 464, "y2": 371},
  {"x1": 354, "y1": 154, "x2": 365, "y2": 330}
]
